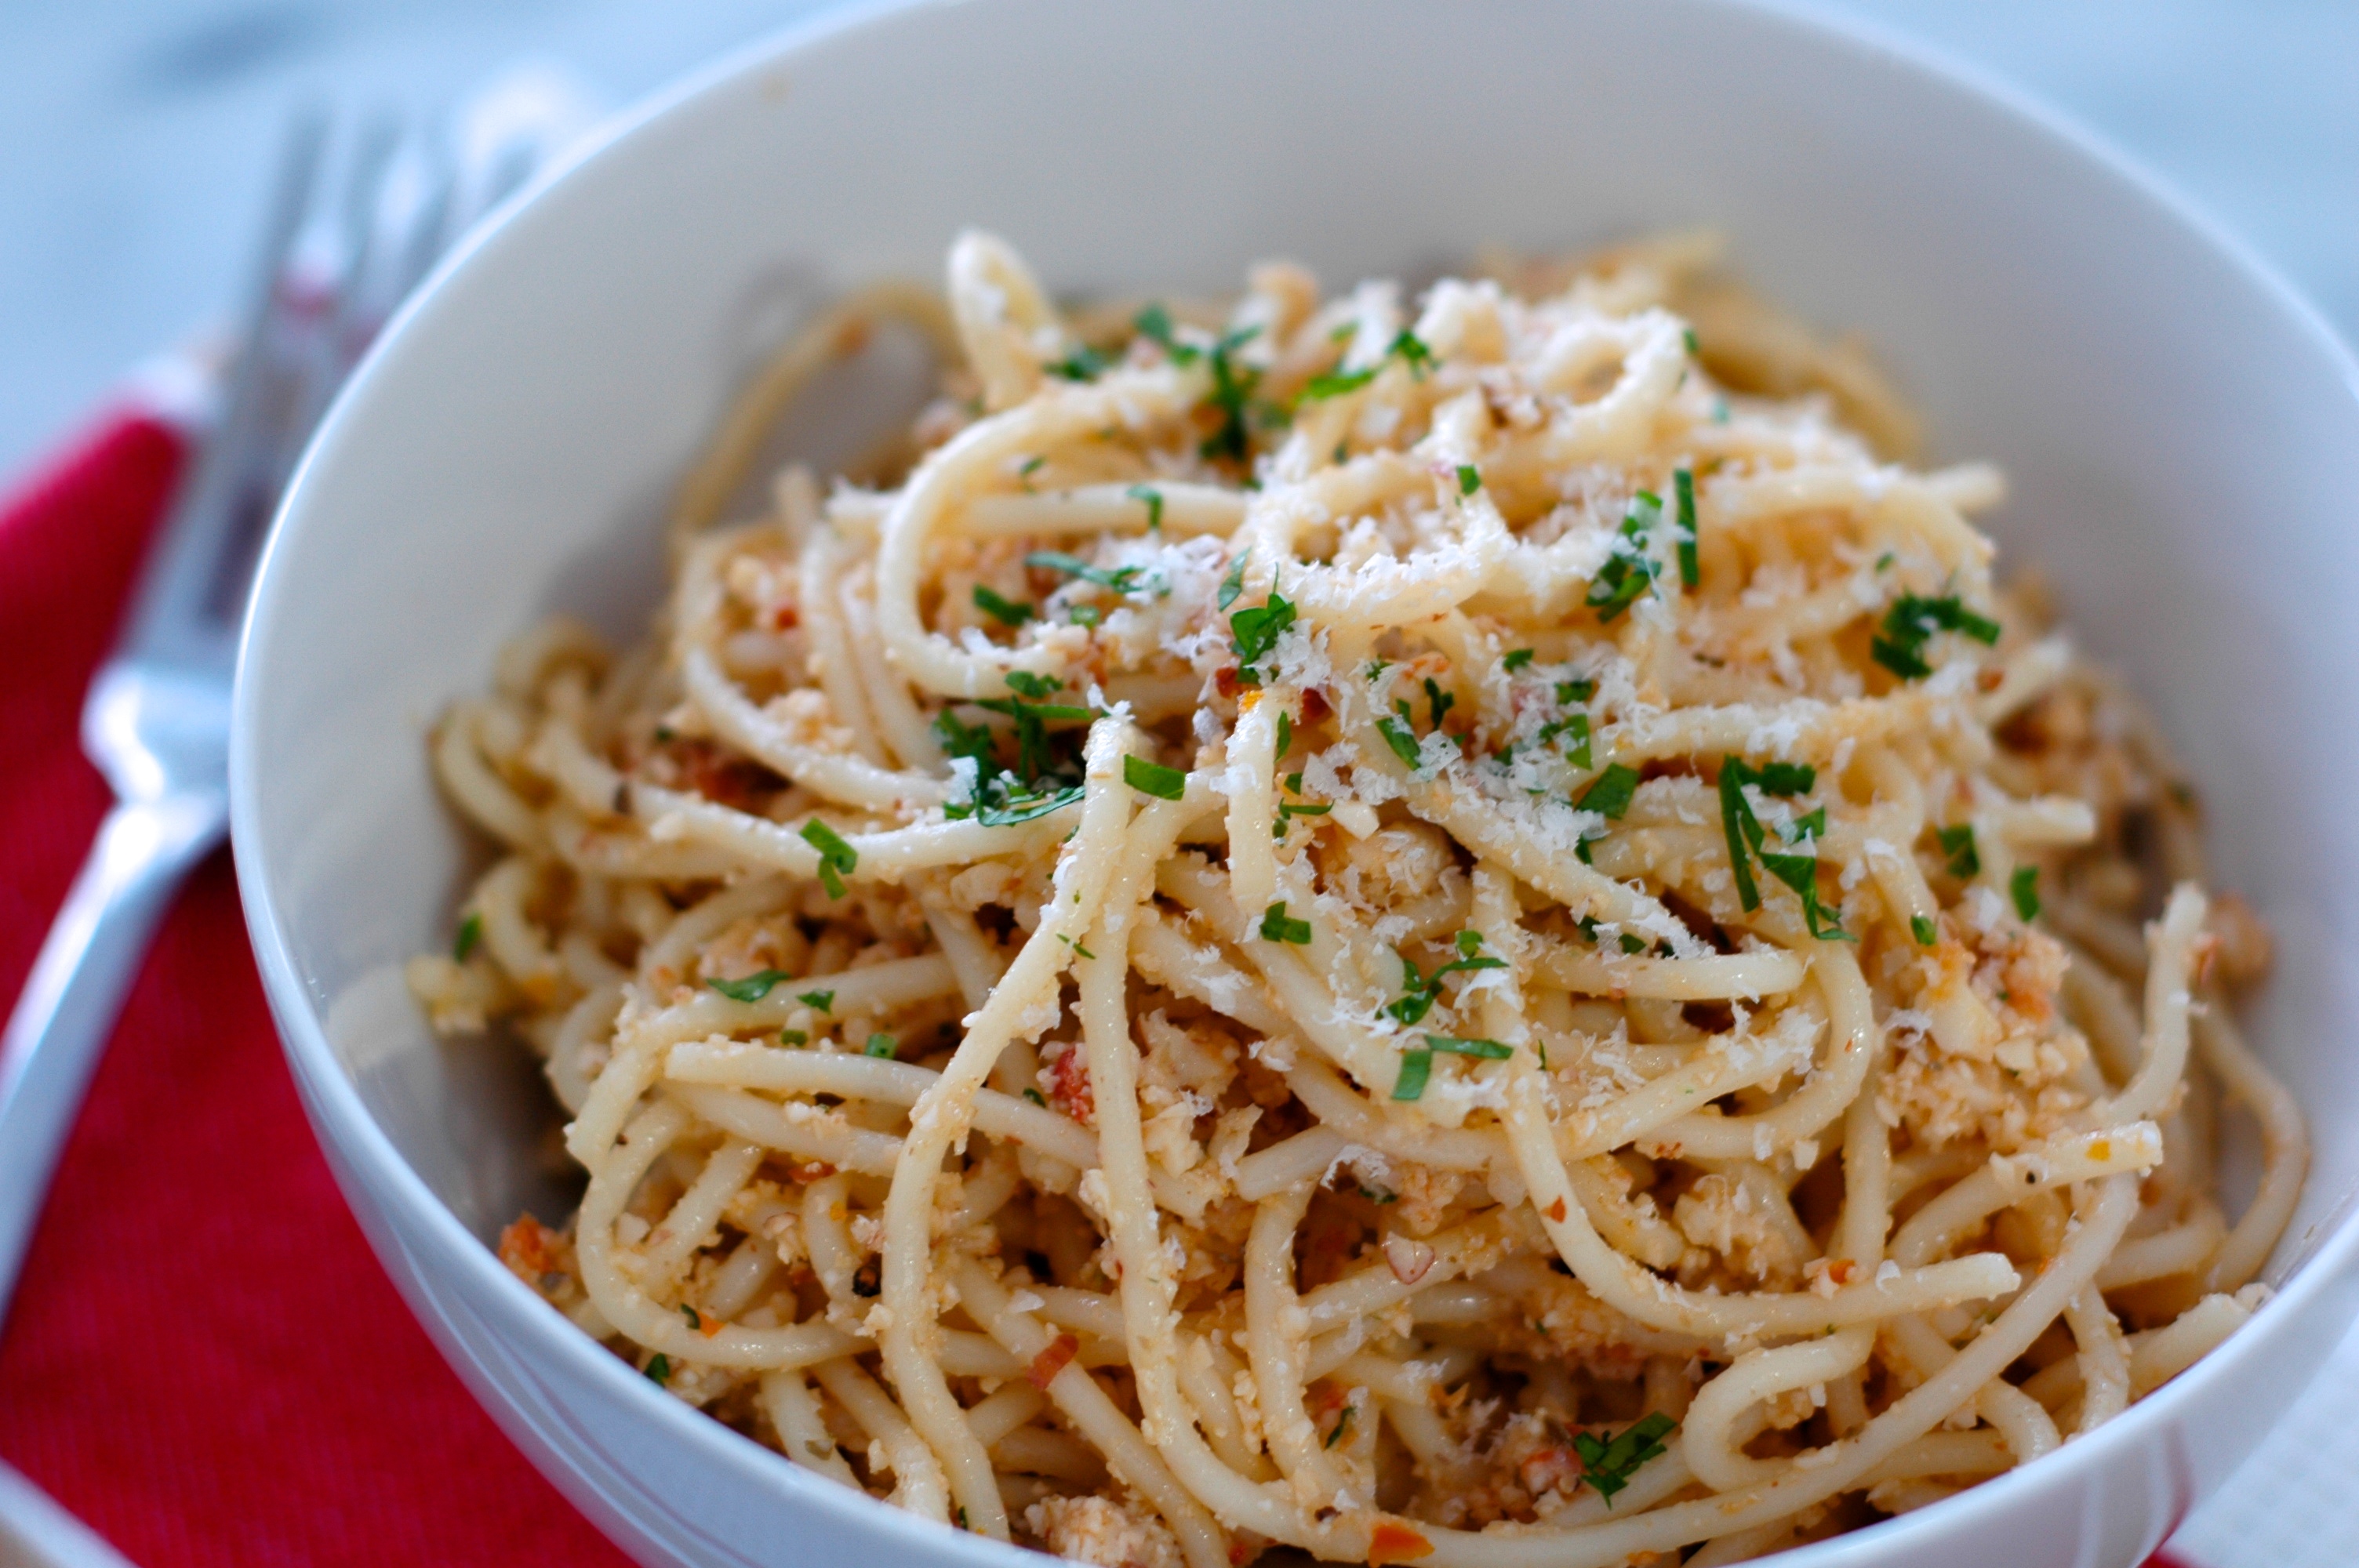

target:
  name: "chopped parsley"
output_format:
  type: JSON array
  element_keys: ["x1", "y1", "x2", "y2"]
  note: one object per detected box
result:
[
  {"x1": 1682, "y1": 328, "x2": 1700, "y2": 357},
  {"x1": 1026, "y1": 551, "x2": 1147, "y2": 595},
  {"x1": 799, "y1": 819, "x2": 859, "y2": 898},
  {"x1": 1005, "y1": 670, "x2": 1062, "y2": 699},
  {"x1": 1325, "y1": 1404, "x2": 1355, "y2": 1448},
  {"x1": 679, "y1": 1304, "x2": 703, "y2": 1330},
  {"x1": 1022, "y1": 1087, "x2": 1048, "y2": 1106},
  {"x1": 1872, "y1": 593, "x2": 2001, "y2": 680},
  {"x1": 1125, "y1": 754, "x2": 1187, "y2": 800},
  {"x1": 1619, "y1": 933, "x2": 1649, "y2": 955},
  {"x1": 1044, "y1": 343, "x2": 1110, "y2": 381},
  {"x1": 1910, "y1": 915, "x2": 1938, "y2": 946},
  {"x1": 1534, "y1": 710, "x2": 1592, "y2": 770},
  {"x1": 1423, "y1": 1034, "x2": 1513, "y2": 1059},
  {"x1": 1673, "y1": 466, "x2": 1699, "y2": 589},
  {"x1": 1456, "y1": 464, "x2": 1482, "y2": 496},
  {"x1": 1259, "y1": 902, "x2": 1313, "y2": 944},
  {"x1": 707, "y1": 969, "x2": 790, "y2": 1003},
  {"x1": 1382, "y1": 931, "x2": 1506, "y2": 1026},
  {"x1": 1423, "y1": 677, "x2": 1456, "y2": 730},
  {"x1": 1376, "y1": 712, "x2": 1424, "y2": 768},
  {"x1": 2011, "y1": 865, "x2": 2041, "y2": 921},
  {"x1": 972, "y1": 584, "x2": 1033, "y2": 626},
  {"x1": 1503, "y1": 648, "x2": 1536, "y2": 672},
  {"x1": 1391, "y1": 1048, "x2": 1433, "y2": 1102},
  {"x1": 645, "y1": 1353, "x2": 673, "y2": 1387},
  {"x1": 1132, "y1": 304, "x2": 1195, "y2": 363},
  {"x1": 1198, "y1": 325, "x2": 1263, "y2": 464},
  {"x1": 1576, "y1": 762, "x2": 1640, "y2": 818},
  {"x1": 1576, "y1": 1412, "x2": 1677, "y2": 1504},
  {"x1": 1229, "y1": 585, "x2": 1297, "y2": 684},
  {"x1": 1217, "y1": 550, "x2": 1249, "y2": 611},
  {"x1": 864, "y1": 1033, "x2": 897, "y2": 1058},
  {"x1": 1718, "y1": 757, "x2": 1849, "y2": 940},
  {"x1": 1299, "y1": 328, "x2": 1437, "y2": 402},
  {"x1": 453, "y1": 913, "x2": 482, "y2": 962},
  {"x1": 780, "y1": 1029, "x2": 807, "y2": 1047},
  {"x1": 1274, "y1": 709, "x2": 1292, "y2": 758},
  {"x1": 798, "y1": 989, "x2": 834, "y2": 1012},
  {"x1": 1017, "y1": 455, "x2": 1046, "y2": 483},
  {"x1": 1558, "y1": 678, "x2": 1596, "y2": 703},
  {"x1": 1068, "y1": 604, "x2": 1101, "y2": 628},
  {"x1": 1301, "y1": 365, "x2": 1376, "y2": 400},
  {"x1": 1274, "y1": 796, "x2": 1332, "y2": 836},
  {"x1": 1390, "y1": 329, "x2": 1436, "y2": 378},
  {"x1": 1936, "y1": 823, "x2": 1979, "y2": 879},
  {"x1": 1587, "y1": 491, "x2": 1665, "y2": 621},
  {"x1": 943, "y1": 672, "x2": 1101, "y2": 822},
  {"x1": 1125, "y1": 483, "x2": 1164, "y2": 531}
]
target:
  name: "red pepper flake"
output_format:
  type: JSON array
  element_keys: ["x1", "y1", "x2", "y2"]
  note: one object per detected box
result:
[
  {"x1": 1367, "y1": 1519, "x2": 1434, "y2": 1566},
  {"x1": 1045, "y1": 1046, "x2": 1095, "y2": 1126},
  {"x1": 1299, "y1": 688, "x2": 1331, "y2": 724},
  {"x1": 1024, "y1": 1334, "x2": 1079, "y2": 1389},
  {"x1": 1543, "y1": 1196, "x2": 1568, "y2": 1223},
  {"x1": 1214, "y1": 665, "x2": 1244, "y2": 700}
]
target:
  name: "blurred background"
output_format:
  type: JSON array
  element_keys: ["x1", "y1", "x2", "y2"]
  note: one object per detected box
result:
[
  {"x1": 0, "y1": 4, "x2": 2350, "y2": 1566},
  {"x1": 2, "y1": 0, "x2": 2353, "y2": 481}
]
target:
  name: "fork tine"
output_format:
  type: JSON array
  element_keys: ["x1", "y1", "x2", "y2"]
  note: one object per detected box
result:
[
  {"x1": 118, "y1": 107, "x2": 326, "y2": 662},
  {"x1": 274, "y1": 115, "x2": 402, "y2": 497}
]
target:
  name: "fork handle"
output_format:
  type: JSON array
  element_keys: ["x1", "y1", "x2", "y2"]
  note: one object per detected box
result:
[{"x1": 0, "y1": 794, "x2": 226, "y2": 1319}]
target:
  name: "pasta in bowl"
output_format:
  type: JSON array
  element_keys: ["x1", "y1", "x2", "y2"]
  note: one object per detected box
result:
[{"x1": 406, "y1": 231, "x2": 2302, "y2": 1566}]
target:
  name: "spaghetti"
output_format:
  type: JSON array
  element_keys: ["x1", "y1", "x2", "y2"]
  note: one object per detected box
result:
[{"x1": 409, "y1": 231, "x2": 2306, "y2": 1565}]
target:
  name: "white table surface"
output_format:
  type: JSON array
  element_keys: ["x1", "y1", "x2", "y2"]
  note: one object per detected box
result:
[{"x1": 1, "y1": 3, "x2": 2350, "y2": 1564}]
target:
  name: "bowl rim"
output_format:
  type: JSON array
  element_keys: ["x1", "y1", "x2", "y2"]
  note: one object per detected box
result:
[{"x1": 229, "y1": 0, "x2": 2359, "y2": 1563}]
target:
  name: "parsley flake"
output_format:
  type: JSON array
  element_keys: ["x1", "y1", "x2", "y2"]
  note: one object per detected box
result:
[
  {"x1": 1125, "y1": 754, "x2": 1187, "y2": 800},
  {"x1": 799, "y1": 819, "x2": 859, "y2": 898},
  {"x1": 1217, "y1": 550, "x2": 1249, "y2": 611},
  {"x1": 972, "y1": 584, "x2": 1033, "y2": 626},
  {"x1": 453, "y1": 913, "x2": 482, "y2": 962},
  {"x1": 1673, "y1": 466, "x2": 1699, "y2": 589},
  {"x1": 798, "y1": 990, "x2": 834, "y2": 1013},
  {"x1": 1423, "y1": 1034, "x2": 1513, "y2": 1060},
  {"x1": 1576, "y1": 1412, "x2": 1676, "y2": 1504},
  {"x1": 1456, "y1": 464, "x2": 1481, "y2": 496},
  {"x1": 1503, "y1": 648, "x2": 1535, "y2": 672},
  {"x1": 1910, "y1": 915, "x2": 1937, "y2": 946},
  {"x1": 1577, "y1": 763, "x2": 1640, "y2": 819},
  {"x1": 1125, "y1": 483, "x2": 1164, "y2": 531},
  {"x1": 1044, "y1": 344, "x2": 1110, "y2": 381},
  {"x1": 1260, "y1": 902, "x2": 1313, "y2": 944},
  {"x1": 2011, "y1": 865, "x2": 2041, "y2": 921},
  {"x1": 707, "y1": 970, "x2": 791, "y2": 1003},
  {"x1": 1873, "y1": 593, "x2": 2001, "y2": 680},
  {"x1": 1936, "y1": 823, "x2": 1979, "y2": 879},
  {"x1": 1026, "y1": 551, "x2": 1146, "y2": 595},
  {"x1": 1392, "y1": 1048, "x2": 1433, "y2": 1102}
]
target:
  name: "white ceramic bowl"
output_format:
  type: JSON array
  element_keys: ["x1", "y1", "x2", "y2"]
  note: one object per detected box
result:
[{"x1": 230, "y1": 2, "x2": 2359, "y2": 1564}]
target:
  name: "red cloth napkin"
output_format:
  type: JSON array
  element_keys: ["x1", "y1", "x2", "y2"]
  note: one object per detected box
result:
[
  {"x1": 0, "y1": 407, "x2": 2199, "y2": 1568},
  {"x1": 0, "y1": 409, "x2": 630, "y2": 1567}
]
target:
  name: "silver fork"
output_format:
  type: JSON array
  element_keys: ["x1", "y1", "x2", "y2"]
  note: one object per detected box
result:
[{"x1": 0, "y1": 111, "x2": 407, "y2": 1568}]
